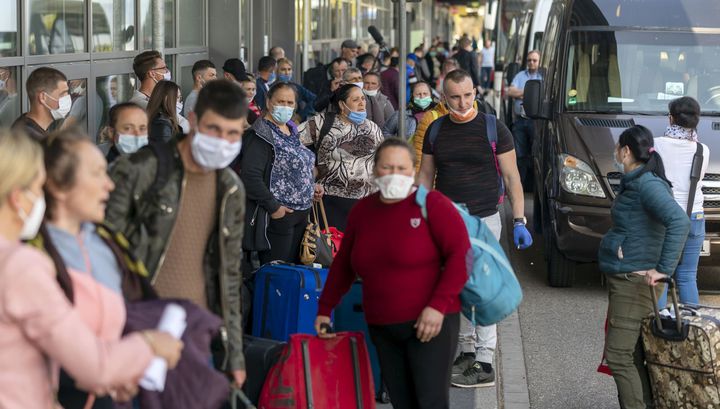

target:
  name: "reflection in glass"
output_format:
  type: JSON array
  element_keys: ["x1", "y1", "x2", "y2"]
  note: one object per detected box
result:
[
  {"x1": 92, "y1": 0, "x2": 136, "y2": 52},
  {"x1": 96, "y1": 74, "x2": 137, "y2": 144},
  {"x1": 0, "y1": 1, "x2": 19, "y2": 57},
  {"x1": 179, "y1": 0, "x2": 204, "y2": 47},
  {"x1": 0, "y1": 67, "x2": 21, "y2": 128},
  {"x1": 140, "y1": 0, "x2": 175, "y2": 50},
  {"x1": 29, "y1": 0, "x2": 86, "y2": 55},
  {"x1": 55, "y1": 79, "x2": 88, "y2": 133}
]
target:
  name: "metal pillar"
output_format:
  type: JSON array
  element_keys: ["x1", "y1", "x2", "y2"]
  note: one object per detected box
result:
[
  {"x1": 303, "y1": 0, "x2": 310, "y2": 74},
  {"x1": 152, "y1": 0, "x2": 164, "y2": 52},
  {"x1": 398, "y1": 0, "x2": 407, "y2": 140}
]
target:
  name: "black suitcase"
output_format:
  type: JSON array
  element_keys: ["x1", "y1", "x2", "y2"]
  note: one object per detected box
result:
[{"x1": 242, "y1": 335, "x2": 285, "y2": 404}]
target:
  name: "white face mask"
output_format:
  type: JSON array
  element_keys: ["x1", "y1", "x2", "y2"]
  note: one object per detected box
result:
[
  {"x1": 363, "y1": 89, "x2": 379, "y2": 97},
  {"x1": 190, "y1": 131, "x2": 242, "y2": 170},
  {"x1": 117, "y1": 133, "x2": 149, "y2": 155},
  {"x1": 18, "y1": 191, "x2": 46, "y2": 240},
  {"x1": 163, "y1": 71, "x2": 172, "y2": 81},
  {"x1": 45, "y1": 93, "x2": 72, "y2": 120},
  {"x1": 374, "y1": 174, "x2": 415, "y2": 200},
  {"x1": 176, "y1": 101, "x2": 184, "y2": 116},
  {"x1": 352, "y1": 81, "x2": 364, "y2": 89}
]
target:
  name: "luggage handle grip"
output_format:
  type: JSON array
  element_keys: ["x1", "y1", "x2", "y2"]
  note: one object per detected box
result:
[{"x1": 649, "y1": 277, "x2": 685, "y2": 339}]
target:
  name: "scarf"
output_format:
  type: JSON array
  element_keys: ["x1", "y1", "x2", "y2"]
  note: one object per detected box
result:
[{"x1": 664, "y1": 124, "x2": 698, "y2": 142}]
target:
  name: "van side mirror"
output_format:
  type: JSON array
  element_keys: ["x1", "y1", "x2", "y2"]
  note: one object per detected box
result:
[{"x1": 523, "y1": 79, "x2": 550, "y2": 120}]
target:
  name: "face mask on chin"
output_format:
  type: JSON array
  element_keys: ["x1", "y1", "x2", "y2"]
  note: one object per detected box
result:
[{"x1": 448, "y1": 105, "x2": 476, "y2": 122}]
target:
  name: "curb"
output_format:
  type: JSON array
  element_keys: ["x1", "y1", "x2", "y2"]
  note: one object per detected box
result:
[{"x1": 497, "y1": 311, "x2": 530, "y2": 409}]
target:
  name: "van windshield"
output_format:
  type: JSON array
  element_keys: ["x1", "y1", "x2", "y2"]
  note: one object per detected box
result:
[{"x1": 565, "y1": 30, "x2": 720, "y2": 114}]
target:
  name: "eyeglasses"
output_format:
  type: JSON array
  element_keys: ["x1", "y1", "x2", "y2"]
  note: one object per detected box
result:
[{"x1": 151, "y1": 66, "x2": 169, "y2": 72}]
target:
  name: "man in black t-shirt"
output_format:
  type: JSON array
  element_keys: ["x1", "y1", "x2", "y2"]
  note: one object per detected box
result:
[{"x1": 418, "y1": 69, "x2": 533, "y2": 388}]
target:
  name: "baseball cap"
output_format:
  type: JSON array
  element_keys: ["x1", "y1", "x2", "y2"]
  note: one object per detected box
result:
[
  {"x1": 222, "y1": 58, "x2": 247, "y2": 81},
  {"x1": 341, "y1": 39, "x2": 359, "y2": 49}
]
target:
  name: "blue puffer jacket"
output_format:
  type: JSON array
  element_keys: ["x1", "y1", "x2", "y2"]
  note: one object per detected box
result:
[{"x1": 598, "y1": 166, "x2": 690, "y2": 275}]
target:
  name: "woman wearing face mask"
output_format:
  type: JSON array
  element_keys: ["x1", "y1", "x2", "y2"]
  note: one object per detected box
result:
[
  {"x1": 299, "y1": 84, "x2": 384, "y2": 231},
  {"x1": 240, "y1": 82, "x2": 322, "y2": 264},
  {"x1": 33, "y1": 129, "x2": 160, "y2": 408},
  {"x1": 653, "y1": 97, "x2": 709, "y2": 308},
  {"x1": 383, "y1": 81, "x2": 437, "y2": 139},
  {"x1": 275, "y1": 58, "x2": 317, "y2": 122},
  {"x1": 241, "y1": 73, "x2": 261, "y2": 125},
  {"x1": 359, "y1": 71, "x2": 394, "y2": 129},
  {"x1": 105, "y1": 102, "x2": 149, "y2": 164},
  {"x1": 147, "y1": 80, "x2": 188, "y2": 144},
  {"x1": 598, "y1": 125, "x2": 690, "y2": 409},
  {"x1": 315, "y1": 138, "x2": 470, "y2": 409},
  {"x1": 0, "y1": 129, "x2": 182, "y2": 409}
]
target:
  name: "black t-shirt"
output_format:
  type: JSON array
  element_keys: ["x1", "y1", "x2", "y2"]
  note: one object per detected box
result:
[
  {"x1": 422, "y1": 113, "x2": 514, "y2": 217},
  {"x1": 11, "y1": 113, "x2": 48, "y2": 142}
]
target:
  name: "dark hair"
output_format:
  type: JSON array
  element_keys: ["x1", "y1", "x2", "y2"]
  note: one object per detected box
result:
[
  {"x1": 358, "y1": 53, "x2": 375, "y2": 66},
  {"x1": 411, "y1": 81, "x2": 431, "y2": 95},
  {"x1": 669, "y1": 96, "x2": 701, "y2": 129},
  {"x1": 146, "y1": 80, "x2": 180, "y2": 135},
  {"x1": 389, "y1": 57, "x2": 400, "y2": 67},
  {"x1": 618, "y1": 125, "x2": 671, "y2": 186},
  {"x1": 414, "y1": 46, "x2": 424, "y2": 53},
  {"x1": 43, "y1": 128, "x2": 92, "y2": 222},
  {"x1": 330, "y1": 57, "x2": 349, "y2": 69},
  {"x1": 195, "y1": 79, "x2": 248, "y2": 121},
  {"x1": 332, "y1": 84, "x2": 362, "y2": 112},
  {"x1": 26, "y1": 67, "x2": 67, "y2": 102},
  {"x1": 108, "y1": 102, "x2": 145, "y2": 128},
  {"x1": 443, "y1": 69, "x2": 472, "y2": 92},
  {"x1": 459, "y1": 37, "x2": 472, "y2": 48},
  {"x1": 133, "y1": 50, "x2": 163, "y2": 81},
  {"x1": 265, "y1": 82, "x2": 298, "y2": 112},
  {"x1": 191, "y1": 59, "x2": 216, "y2": 79},
  {"x1": 258, "y1": 56, "x2": 277, "y2": 73},
  {"x1": 374, "y1": 138, "x2": 417, "y2": 168}
]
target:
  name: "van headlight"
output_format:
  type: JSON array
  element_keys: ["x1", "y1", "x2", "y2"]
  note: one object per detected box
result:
[{"x1": 558, "y1": 154, "x2": 606, "y2": 198}]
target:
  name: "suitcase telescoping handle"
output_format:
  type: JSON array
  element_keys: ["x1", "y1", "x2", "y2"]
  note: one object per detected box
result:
[{"x1": 649, "y1": 277, "x2": 683, "y2": 336}]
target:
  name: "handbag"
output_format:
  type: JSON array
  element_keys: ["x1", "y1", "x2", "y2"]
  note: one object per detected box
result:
[{"x1": 299, "y1": 201, "x2": 335, "y2": 267}]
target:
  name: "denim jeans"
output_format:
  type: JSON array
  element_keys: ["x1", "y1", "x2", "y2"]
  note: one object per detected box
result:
[
  {"x1": 512, "y1": 118, "x2": 535, "y2": 191},
  {"x1": 480, "y1": 67, "x2": 493, "y2": 90},
  {"x1": 658, "y1": 213, "x2": 705, "y2": 307}
]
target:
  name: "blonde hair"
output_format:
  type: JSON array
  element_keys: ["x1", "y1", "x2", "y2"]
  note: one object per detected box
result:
[
  {"x1": 0, "y1": 128, "x2": 43, "y2": 202},
  {"x1": 277, "y1": 58, "x2": 293, "y2": 69}
]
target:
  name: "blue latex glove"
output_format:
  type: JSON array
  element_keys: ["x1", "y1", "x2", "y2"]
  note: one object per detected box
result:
[{"x1": 513, "y1": 224, "x2": 533, "y2": 250}]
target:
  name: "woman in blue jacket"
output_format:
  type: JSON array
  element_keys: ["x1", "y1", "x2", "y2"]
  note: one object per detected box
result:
[{"x1": 599, "y1": 125, "x2": 690, "y2": 409}]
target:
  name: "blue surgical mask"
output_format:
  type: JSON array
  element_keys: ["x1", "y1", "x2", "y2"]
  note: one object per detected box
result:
[
  {"x1": 614, "y1": 150, "x2": 625, "y2": 173},
  {"x1": 278, "y1": 74, "x2": 292, "y2": 83},
  {"x1": 268, "y1": 72, "x2": 277, "y2": 84},
  {"x1": 271, "y1": 105, "x2": 294, "y2": 124},
  {"x1": 117, "y1": 134, "x2": 149, "y2": 155},
  {"x1": 347, "y1": 110, "x2": 367, "y2": 125}
]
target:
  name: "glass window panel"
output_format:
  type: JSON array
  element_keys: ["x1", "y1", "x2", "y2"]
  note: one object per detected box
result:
[
  {"x1": 179, "y1": 65, "x2": 194, "y2": 103},
  {"x1": 178, "y1": 0, "x2": 204, "y2": 47},
  {"x1": 140, "y1": 0, "x2": 175, "y2": 49},
  {"x1": 92, "y1": 0, "x2": 136, "y2": 52},
  {"x1": 96, "y1": 73, "x2": 137, "y2": 144},
  {"x1": 0, "y1": 67, "x2": 21, "y2": 128},
  {"x1": 29, "y1": 0, "x2": 87, "y2": 55},
  {"x1": 0, "y1": 1, "x2": 19, "y2": 57}
]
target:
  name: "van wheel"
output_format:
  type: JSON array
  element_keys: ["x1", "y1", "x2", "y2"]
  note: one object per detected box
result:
[{"x1": 547, "y1": 236, "x2": 576, "y2": 287}]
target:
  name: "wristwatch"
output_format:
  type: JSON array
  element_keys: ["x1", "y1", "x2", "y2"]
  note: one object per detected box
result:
[{"x1": 513, "y1": 217, "x2": 527, "y2": 225}]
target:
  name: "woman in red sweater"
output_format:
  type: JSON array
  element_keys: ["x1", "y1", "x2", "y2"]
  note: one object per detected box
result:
[{"x1": 315, "y1": 138, "x2": 470, "y2": 409}]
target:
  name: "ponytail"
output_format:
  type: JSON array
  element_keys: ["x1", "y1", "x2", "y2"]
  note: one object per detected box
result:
[{"x1": 618, "y1": 125, "x2": 672, "y2": 187}]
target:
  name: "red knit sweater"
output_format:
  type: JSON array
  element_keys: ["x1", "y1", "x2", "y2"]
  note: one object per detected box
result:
[{"x1": 318, "y1": 190, "x2": 470, "y2": 325}]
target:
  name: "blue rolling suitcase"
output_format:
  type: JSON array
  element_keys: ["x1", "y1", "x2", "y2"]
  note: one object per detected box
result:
[
  {"x1": 333, "y1": 281, "x2": 390, "y2": 403},
  {"x1": 251, "y1": 263, "x2": 329, "y2": 341}
]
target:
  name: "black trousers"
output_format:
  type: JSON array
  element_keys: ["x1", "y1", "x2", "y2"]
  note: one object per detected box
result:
[
  {"x1": 322, "y1": 195, "x2": 358, "y2": 232},
  {"x1": 258, "y1": 208, "x2": 310, "y2": 265},
  {"x1": 369, "y1": 313, "x2": 460, "y2": 409}
]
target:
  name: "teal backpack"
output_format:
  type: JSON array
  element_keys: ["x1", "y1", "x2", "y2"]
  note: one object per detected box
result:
[{"x1": 415, "y1": 185, "x2": 522, "y2": 326}]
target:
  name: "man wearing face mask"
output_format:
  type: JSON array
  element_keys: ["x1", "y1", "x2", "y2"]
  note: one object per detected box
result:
[
  {"x1": 105, "y1": 102, "x2": 149, "y2": 165},
  {"x1": 183, "y1": 60, "x2": 216, "y2": 117},
  {"x1": 275, "y1": 58, "x2": 316, "y2": 122},
  {"x1": 254, "y1": 56, "x2": 278, "y2": 112},
  {"x1": 417, "y1": 69, "x2": 532, "y2": 389},
  {"x1": 106, "y1": 80, "x2": 249, "y2": 388},
  {"x1": 130, "y1": 50, "x2": 171, "y2": 109},
  {"x1": 12, "y1": 67, "x2": 70, "y2": 142}
]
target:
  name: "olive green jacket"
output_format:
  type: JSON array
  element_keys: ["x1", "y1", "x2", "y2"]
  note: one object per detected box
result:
[{"x1": 105, "y1": 141, "x2": 246, "y2": 371}]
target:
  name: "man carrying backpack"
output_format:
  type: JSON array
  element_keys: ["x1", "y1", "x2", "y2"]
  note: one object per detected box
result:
[
  {"x1": 417, "y1": 69, "x2": 532, "y2": 388},
  {"x1": 105, "y1": 80, "x2": 249, "y2": 387}
]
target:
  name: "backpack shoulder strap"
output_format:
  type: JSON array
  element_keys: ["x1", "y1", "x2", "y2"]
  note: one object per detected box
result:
[
  {"x1": 415, "y1": 185, "x2": 430, "y2": 220},
  {"x1": 145, "y1": 142, "x2": 173, "y2": 193},
  {"x1": 317, "y1": 112, "x2": 336, "y2": 150},
  {"x1": 687, "y1": 142, "x2": 704, "y2": 217},
  {"x1": 485, "y1": 113, "x2": 498, "y2": 146},
  {"x1": 427, "y1": 115, "x2": 446, "y2": 152}
]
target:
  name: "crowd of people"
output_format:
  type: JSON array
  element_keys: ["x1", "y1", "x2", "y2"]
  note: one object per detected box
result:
[{"x1": 0, "y1": 31, "x2": 709, "y2": 409}]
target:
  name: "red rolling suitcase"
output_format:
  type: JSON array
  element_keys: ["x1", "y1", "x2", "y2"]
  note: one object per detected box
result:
[{"x1": 258, "y1": 332, "x2": 376, "y2": 409}]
